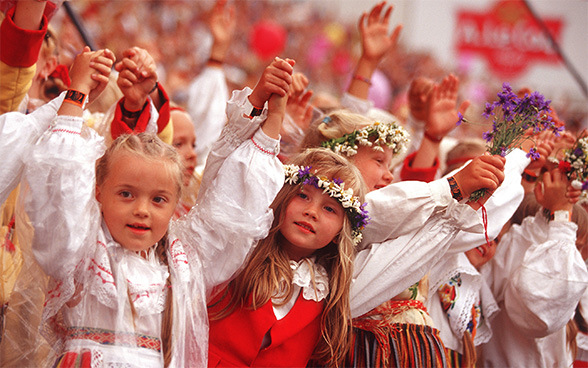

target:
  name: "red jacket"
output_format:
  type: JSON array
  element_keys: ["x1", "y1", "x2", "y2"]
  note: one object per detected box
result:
[{"x1": 208, "y1": 289, "x2": 324, "y2": 367}]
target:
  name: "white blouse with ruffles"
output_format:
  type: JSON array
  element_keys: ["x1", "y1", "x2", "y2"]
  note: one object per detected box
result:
[{"x1": 17, "y1": 88, "x2": 284, "y2": 367}]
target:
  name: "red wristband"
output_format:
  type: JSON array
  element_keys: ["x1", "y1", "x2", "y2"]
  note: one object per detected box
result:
[{"x1": 353, "y1": 75, "x2": 372, "y2": 86}]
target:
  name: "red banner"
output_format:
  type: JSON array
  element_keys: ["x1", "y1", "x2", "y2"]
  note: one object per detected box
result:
[{"x1": 455, "y1": 0, "x2": 563, "y2": 78}]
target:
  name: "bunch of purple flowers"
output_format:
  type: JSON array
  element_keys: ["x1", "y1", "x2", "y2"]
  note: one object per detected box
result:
[{"x1": 457, "y1": 83, "x2": 563, "y2": 201}]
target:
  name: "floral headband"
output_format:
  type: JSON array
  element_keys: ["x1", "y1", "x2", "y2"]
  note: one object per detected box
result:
[
  {"x1": 283, "y1": 164, "x2": 370, "y2": 245},
  {"x1": 321, "y1": 121, "x2": 410, "y2": 157},
  {"x1": 550, "y1": 135, "x2": 588, "y2": 191}
]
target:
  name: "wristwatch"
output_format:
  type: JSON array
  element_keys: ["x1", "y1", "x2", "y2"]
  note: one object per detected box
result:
[
  {"x1": 552, "y1": 209, "x2": 571, "y2": 222},
  {"x1": 544, "y1": 208, "x2": 572, "y2": 222}
]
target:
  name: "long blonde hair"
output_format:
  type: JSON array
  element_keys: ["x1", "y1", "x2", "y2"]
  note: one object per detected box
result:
[
  {"x1": 95, "y1": 133, "x2": 183, "y2": 366},
  {"x1": 209, "y1": 148, "x2": 367, "y2": 366}
]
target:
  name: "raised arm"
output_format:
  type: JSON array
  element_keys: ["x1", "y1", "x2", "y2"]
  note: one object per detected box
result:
[
  {"x1": 406, "y1": 74, "x2": 470, "y2": 172},
  {"x1": 173, "y1": 58, "x2": 294, "y2": 294},
  {"x1": 23, "y1": 47, "x2": 114, "y2": 280},
  {"x1": 347, "y1": 1, "x2": 401, "y2": 101},
  {"x1": 0, "y1": 0, "x2": 48, "y2": 113}
]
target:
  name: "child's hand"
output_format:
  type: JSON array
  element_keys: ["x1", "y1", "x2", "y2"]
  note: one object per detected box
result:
[
  {"x1": 425, "y1": 74, "x2": 469, "y2": 140},
  {"x1": 525, "y1": 139, "x2": 555, "y2": 172},
  {"x1": 359, "y1": 1, "x2": 401, "y2": 66},
  {"x1": 115, "y1": 47, "x2": 158, "y2": 111},
  {"x1": 535, "y1": 168, "x2": 574, "y2": 212},
  {"x1": 88, "y1": 48, "x2": 116, "y2": 102},
  {"x1": 69, "y1": 47, "x2": 115, "y2": 98},
  {"x1": 208, "y1": 0, "x2": 236, "y2": 62},
  {"x1": 408, "y1": 77, "x2": 434, "y2": 122},
  {"x1": 286, "y1": 72, "x2": 314, "y2": 130},
  {"x1": 453, "y1": 154, "x2": 506, "y2": 202},
  {"x1": 249, "y1": 57, "x2": 295, "y2": 109},
  {"x1": 69, "y1": 46, "x2": 100, "y2": 95}
]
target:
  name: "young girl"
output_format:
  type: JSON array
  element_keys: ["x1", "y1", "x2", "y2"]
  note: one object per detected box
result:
[
  {"x1": 207, "y1": 148, "x2": 368, "y2": 367},
  {"x1": 300, "y1": 108, "x2": 531, "y2": 367},
  {"x1": 19, "y1": 52, "x2": 293, "y2": 366}
]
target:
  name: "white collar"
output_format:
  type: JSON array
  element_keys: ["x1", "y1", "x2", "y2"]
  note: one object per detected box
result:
[{"x1": 289, "y1": 258, "x2": 329, "y2": 302}]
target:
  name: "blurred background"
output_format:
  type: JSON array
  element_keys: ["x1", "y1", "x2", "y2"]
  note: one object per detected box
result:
[{"x1": 46, "y1": 0, "x2": 588, "y2": 129}]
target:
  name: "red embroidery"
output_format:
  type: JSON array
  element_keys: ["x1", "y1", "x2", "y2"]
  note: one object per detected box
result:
[
  {"x1": 251, "y1": 137, "x2": 275, "y2": 155},
  {"x1": 67, "y1": 326, "x2": 161, "y2": 352},
  {"x1": 169, "y1": 239, "x2": 189, "y2": 265},
  {"x1": 51, "y1": 128, "x2": 81, "y2": 135},
  {"x1": 44, "y1": 281, "x2": 63, "y2": 306},
  {"x1": 88, "y1": 259, "x2": 115, "y2": 286}
]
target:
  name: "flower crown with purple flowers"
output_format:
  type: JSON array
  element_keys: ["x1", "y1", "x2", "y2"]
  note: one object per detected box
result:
[{"x1": 283, "y1": 164, "x2": 370, "y2": 245}]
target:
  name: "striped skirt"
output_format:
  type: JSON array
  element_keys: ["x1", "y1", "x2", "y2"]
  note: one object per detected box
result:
[{"x1": 345, "y1": 322, "x2": 448, "y2": 368}]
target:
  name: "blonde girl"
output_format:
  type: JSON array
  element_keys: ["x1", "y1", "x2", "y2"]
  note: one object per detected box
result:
[
  {"x1": 19, "y1": 52, "x2": 291, "y2": 366},
  {"x1": 208, "y1": 148, "x2": 368, "y2": 367}
]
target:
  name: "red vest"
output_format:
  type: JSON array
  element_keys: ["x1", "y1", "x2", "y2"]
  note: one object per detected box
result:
[{"x1": 208, "y1": 289, "x2": 324, "y2": 367}]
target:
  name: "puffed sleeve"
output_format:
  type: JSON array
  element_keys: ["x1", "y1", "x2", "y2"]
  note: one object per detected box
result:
[
  {"x1": 502, "y1": 214, "x2": 588, "y2": 337},
  {"x1": 171, "y1": 87, "x2": 283, "y2": 297},
  {"x1": 0, "y1": 94, "x2": 63, "y2": 204},
  {"x1": 360, "y1": 177, "x2": 455, "y2": 247},
  {"x1": 351, "y1": 200, "x2": 483, "y2": 317},
  {"x1": 22, "y1": 108, "x2": 105, "y2": 282},
  {"x1": 199, "y1": 86, "x2": 269, "y2": 193}
]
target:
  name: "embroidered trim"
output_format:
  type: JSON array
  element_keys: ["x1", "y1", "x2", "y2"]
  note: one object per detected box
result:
[
  {"x1": 251, "y1": 137, "x2": 275, "y2": 155},
  {"x1": 66, "y1": 326, "x2": 161, "y2": 352},
  {"x1": 51, "y1": 128, "x2": 81, "y2": 135}
]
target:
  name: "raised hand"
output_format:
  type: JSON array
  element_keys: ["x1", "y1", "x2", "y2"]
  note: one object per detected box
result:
[
  {"x1": 115, "y1": 47, "x2": 158, "y2": 111},
  {"x1": 61, "y1": 46, "x2": 115, "y2": 116},
  {"x1": 208, "y1": 0, "x2": 236, "y2": 62},
  {"x1": 88, "y1": 48, "x2": 116, "y2": 102},
  {"x1": 359, "y1": 1, "x2": 402, "y2": 65},
  {"x1": 286, "y1": 72, "x2": 314, "y2": 130},
  {"x1": 535, "y1": 168, "x2": 574, "y2": 212},
  {"x1": 425, "y1": 74, "x2": 470, "y2": 139},
  {"x1": 452, "y1": 154, "x2": 506, "y2": 208},
  {"x1": 260, "y1": 58, "x2": 296, "y2": 139},
  {"x1": 249, "y1": 57, "x2": 295, "y2": 109}
]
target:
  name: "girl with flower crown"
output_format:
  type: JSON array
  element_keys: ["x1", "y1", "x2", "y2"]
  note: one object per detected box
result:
[
  {"x1": 207, "y1": 148, "x2": 369, "y2": 367},
  {"x1": 299, "y1": 108, "x2": 512, "y2": 367}
]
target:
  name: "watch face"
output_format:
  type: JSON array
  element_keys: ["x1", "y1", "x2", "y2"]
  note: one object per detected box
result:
[{"x1": 553, "y1": 210, "x2": 570, "y2": 222}]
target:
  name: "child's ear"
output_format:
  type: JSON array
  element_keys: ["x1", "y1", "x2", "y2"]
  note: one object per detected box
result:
[
  {"x1": 38, "y1": 55, "x2": 59, "y2": 80},
  {"x1": 95, "y1": 185, "x2": 102, "y2": 203}
]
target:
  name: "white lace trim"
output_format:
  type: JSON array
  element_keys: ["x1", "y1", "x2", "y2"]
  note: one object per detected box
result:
[{"x1": 290, "y1": 258, "x2": 329, "y2": 302}]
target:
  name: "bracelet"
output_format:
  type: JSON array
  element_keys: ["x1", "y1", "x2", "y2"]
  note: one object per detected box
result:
[
  {"x1": 63, "y1": 89, "x2": 87, "y2": 109},
  {"x1": 120, "y1": 100, "x2": 147, "y2": 119},
  {"x1": 447, "y1": 176, "x2": 464, "y2": 201},
  {"x1": 522, "y1": 169, "x2": 538, "y2": 183},
  {"x1": 148, "y1": 81, "x2": 159, "y2": 95},
  {"x1": 208, "y1": 58, "x2": 223, "y2": 66},
  {"x1": 424, "y1": 130, "x2": 443, "y2": 143},
  {"x1": 353, "y1": 74, "x2": 372, "y2": 86},
  {"x1": 250, "y1": 104, "x2": 264, "y2": 118}
]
